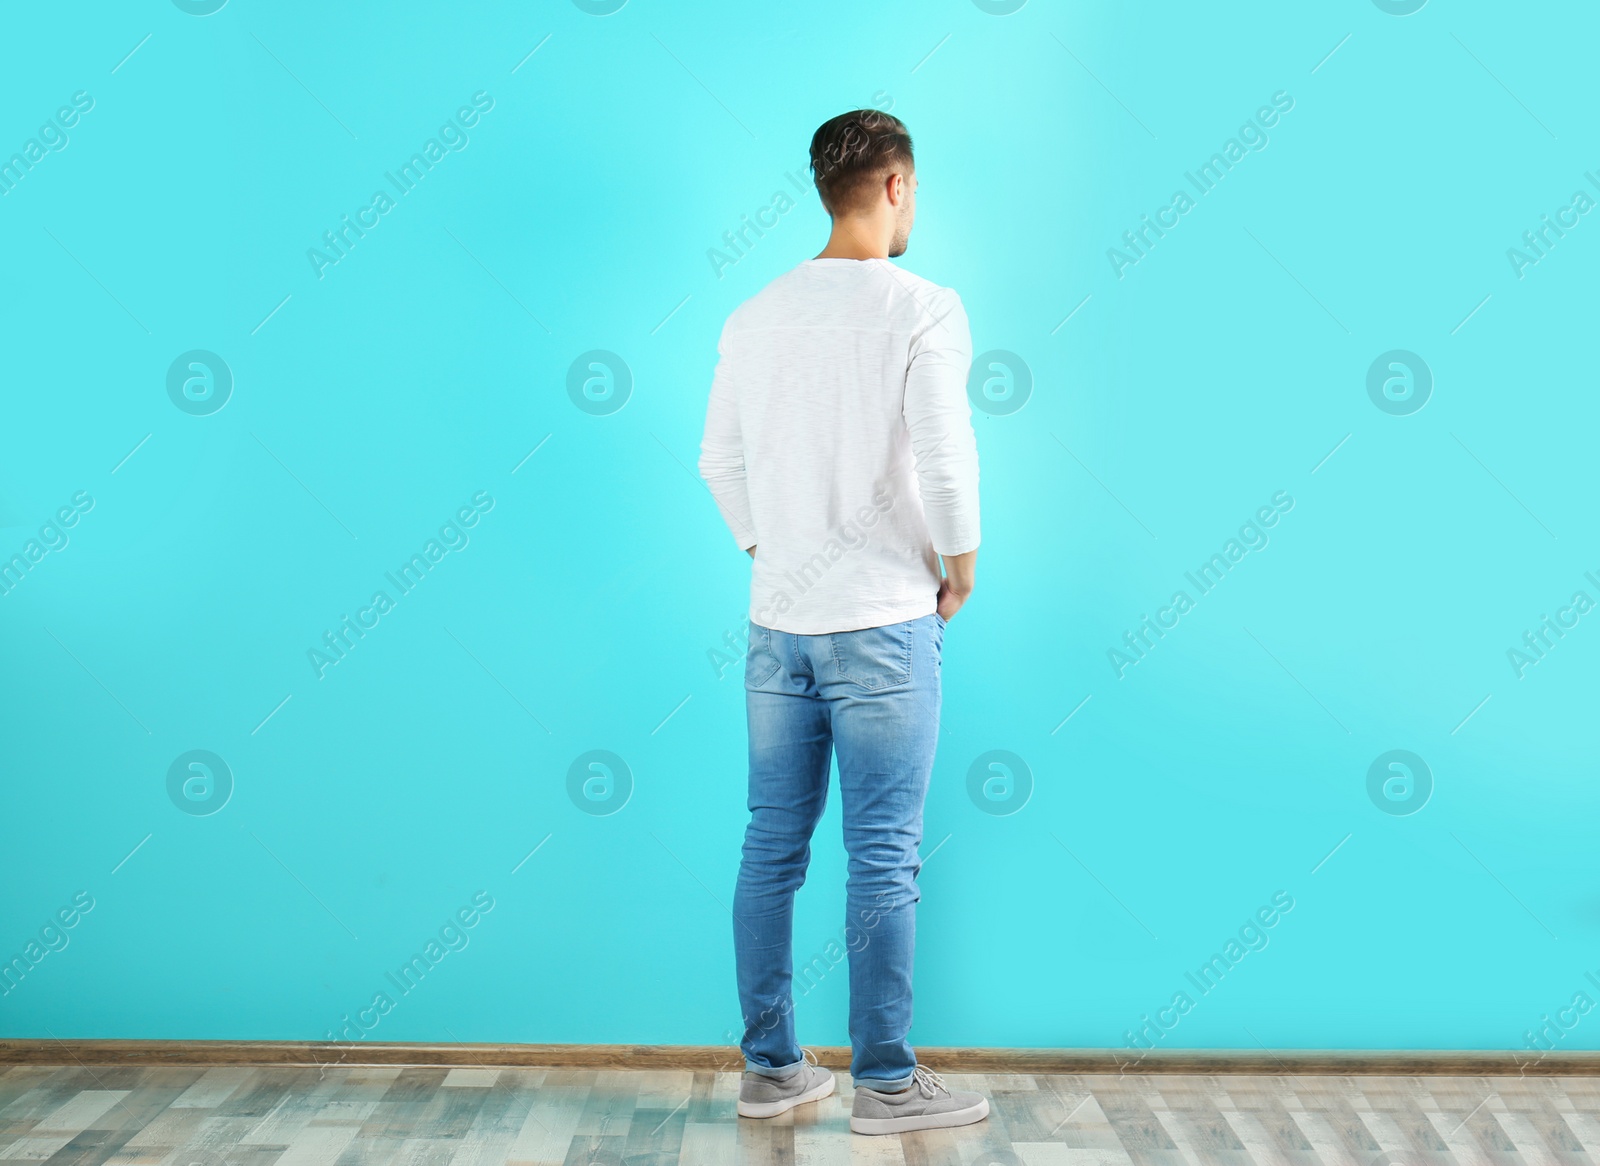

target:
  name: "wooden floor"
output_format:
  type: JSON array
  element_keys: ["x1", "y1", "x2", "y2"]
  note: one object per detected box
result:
[{"x1": 3, "y1": 1063, "x2": 1600, "y2": 1165}]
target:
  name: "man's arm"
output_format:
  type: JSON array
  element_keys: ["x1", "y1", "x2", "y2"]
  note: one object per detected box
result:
[
  {"x1": 937, "y1": 549, "x2": 976, "y2": 620},
  {"x1": 905, "y1": 288, "x2": 981, "y2": 619},
  {"x1": 698, "y1": 322, "x2": 758, "y2": 552}
]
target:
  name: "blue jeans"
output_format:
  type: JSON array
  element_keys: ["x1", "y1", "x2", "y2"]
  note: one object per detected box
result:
[{"x1": 733, "y1": 611, "x2": 945, "y2": 1091}]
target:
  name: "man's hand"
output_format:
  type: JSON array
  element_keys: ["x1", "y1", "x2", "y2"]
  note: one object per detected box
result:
[{"x1": 936, "y1": 549, "x2": 976, "y2": 621}]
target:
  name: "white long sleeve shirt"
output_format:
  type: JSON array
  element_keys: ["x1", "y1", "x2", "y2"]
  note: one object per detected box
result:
[{"x1": 698, "y1": 257, "x2": 980, "y2": 635}]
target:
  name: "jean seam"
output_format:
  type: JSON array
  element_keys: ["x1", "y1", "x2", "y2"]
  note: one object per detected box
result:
[{"x1": 786, "y1": 629, "x2": 808, "y2": 677}]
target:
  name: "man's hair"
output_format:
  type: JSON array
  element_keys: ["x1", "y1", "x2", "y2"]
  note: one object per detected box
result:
[{"x1": 808, "y1": 110, "x2": 914, "y2": 218}]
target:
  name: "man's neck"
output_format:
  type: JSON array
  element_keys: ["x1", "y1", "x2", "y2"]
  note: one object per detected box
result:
[{"x1": 815, "y1": 220, "x2": 891, "y2": 260}]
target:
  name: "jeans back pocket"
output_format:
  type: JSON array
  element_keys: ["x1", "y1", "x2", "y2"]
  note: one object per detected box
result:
[
  {"x1": 745, "y1": 624, "x2": 782, "y2": 689},
  {"x1": 829, "y1": 620, "x2": 914, "y2": 691}
]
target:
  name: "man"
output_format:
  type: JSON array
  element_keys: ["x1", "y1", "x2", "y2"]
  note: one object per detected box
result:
[{"x1": 698, "y1": 109, "x2": 986, "y2": 1136}]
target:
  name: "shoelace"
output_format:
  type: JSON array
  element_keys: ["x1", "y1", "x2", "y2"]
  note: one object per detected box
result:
[
  {"x1": 801, "y1": 1048, "x2": 821, "y2": 1069},
  {"x1": 911, "y1": 1064, "x2": 948, "y2": 1098}
]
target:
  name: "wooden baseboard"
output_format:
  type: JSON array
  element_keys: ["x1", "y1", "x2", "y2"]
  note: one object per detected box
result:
[{"x1": 0, "y1": 1040, "x2": 1593, "y2": 1076}]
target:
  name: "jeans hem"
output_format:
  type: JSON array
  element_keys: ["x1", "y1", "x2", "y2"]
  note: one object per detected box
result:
[
  {"x1": 744, "y1": 1056, "x2": 805, "y2": 1080},
  {"x1": 852, "y1": 1070, "x2": 915, "y2": 1092}
]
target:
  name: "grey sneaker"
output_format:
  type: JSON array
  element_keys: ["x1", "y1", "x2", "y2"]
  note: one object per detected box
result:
[
  {"x1": 737, "y1": 1050, "x2": 836, "y2": 1118},
  {"x1": 850, "y1": 1064, "x2": 989, "y2": 1135}
]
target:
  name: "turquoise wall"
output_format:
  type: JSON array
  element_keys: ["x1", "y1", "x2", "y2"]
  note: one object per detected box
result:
[{"x1": 3, "y1": 0, "x2": 1598, "y2": 1064}]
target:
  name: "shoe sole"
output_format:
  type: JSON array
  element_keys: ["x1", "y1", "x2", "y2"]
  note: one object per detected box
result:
[
  {"x1": 737, "y1": 1072, "x2": 836, "y2": 1118},
  {"x1": 850, "y1": 1096, "x2": 989, "y2": 1135}
]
